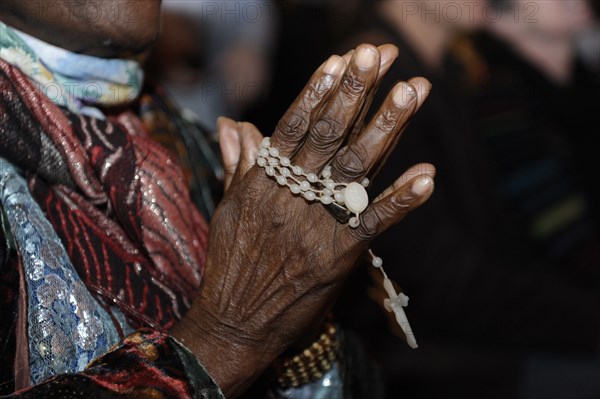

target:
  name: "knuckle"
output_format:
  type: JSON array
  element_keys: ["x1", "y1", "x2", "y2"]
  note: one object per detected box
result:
[
  {"x1": 341, "y1": 73, "x2": 366, "y2": 98},
  {"x1": 277, "y1": 112, "x2": 308, "y2": 138},
  {"x1": 389, "y1": 190, "x2": 415, "y2": 212},
  {"x1": 256, "y1": 200, "x2": 286, "y2": 228},
  {"x1": 332, "y1": 145, "x2": 366, "y2": 180},
  {"x1": 310, "y1": 118, "x2": 344, "y2": 147},
  {"x1": 374, "y1": 108, "x2": 399, "y2": 133},
  {"x1": 305, "y1": 75, "x2": 336, "y2": 102},
  {"x1": 353, "y1": 209, "x2": 383, "y2": 240}
]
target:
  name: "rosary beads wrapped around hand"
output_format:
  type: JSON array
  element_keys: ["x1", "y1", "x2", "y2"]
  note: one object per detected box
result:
[{"x1": 257, "y1": 137, "x2": 418, "y2": 349}]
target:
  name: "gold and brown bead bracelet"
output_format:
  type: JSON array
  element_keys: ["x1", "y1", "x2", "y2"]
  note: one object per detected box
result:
[{"x1": 274, "y1": 322, "x2": 339, "y2": 389}]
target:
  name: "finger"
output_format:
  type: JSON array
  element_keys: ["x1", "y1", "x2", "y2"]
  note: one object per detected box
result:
[
  {"x1": 329, "y1": 81, "x2": 419, "y2": 183},
  {"x1": 368, "y1": 77, "x2": 432, "y2": 180},
  {"x1": 350, "y1": 174, "x2": 435, "y2": 241},
  {"x1": 348, "y1": 44, "x2": 400, "y2": 141},
  {"x1": 218, "y1": 116, "x2": 241, "y2": 192},
  {"x1": 373, "y1": 163, "x2": 435, "y2": 201},
  {"x1": 294, "y1": 44, "x2": 381, "y2": 172},
  {"x1": 377, "y1": 45, "x2": 400, "y2": 82},
  {"x1": 343, "y1": 44, "x2": 397, "y2": 83},
  {"x1": 407, "y1": 76, "x2": 432, "y2": 110},
  {"x1": 231, "y1": 122, "x2": 264, "y2": 187},
  {"x1": 270, "y1": 55, "x2": 347, "y2": 157},
  {"x1": 342, "y1": 49, "x2": 354, "y2": 65},
  {"x1": 237, "y1": 122, "x2": 264, "y2": 177}
]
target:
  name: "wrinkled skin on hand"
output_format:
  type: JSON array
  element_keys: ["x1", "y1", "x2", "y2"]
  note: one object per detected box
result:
[{"x1": 172, "y1": 44, "x2": 435, "y2": 397}]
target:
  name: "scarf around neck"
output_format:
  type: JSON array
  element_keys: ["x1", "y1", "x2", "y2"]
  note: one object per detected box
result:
[
  {"x1": 0, "y1": 21, "x2": 209, "y2": 386},
  {"x1": 0, "y1": 21, "x2": 143, "y2": 119}
]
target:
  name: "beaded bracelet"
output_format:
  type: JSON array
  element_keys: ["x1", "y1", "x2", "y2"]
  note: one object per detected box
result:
[{"x1": 274, "y1": 322, "x2": 339, "y2": 388}]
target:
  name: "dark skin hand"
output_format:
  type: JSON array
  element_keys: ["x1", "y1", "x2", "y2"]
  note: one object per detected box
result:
[
  {"x1": 2, "y1": 3, "x2": 435, "y2": 397},
  {"x1": 172, "y1": 44, "x2": 435, "y2": 397}
]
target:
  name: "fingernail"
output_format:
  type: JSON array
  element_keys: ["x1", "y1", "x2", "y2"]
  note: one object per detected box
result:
[
  {"x1": 323, "y1": 55, "x2": 345, "y2": 76},
  {"x1": 217, "y1": 116, "x2": 234, "y2": 132},
  {"x1": 409, "y1": 78, "x2": 433, "y2": 102},
  {"x1": 380, "y1": 55, "x2": 395, "y2": 70},
  {"x1": 380, "y1": 45, "x2": 399, "y2": 68},
  {"x1": 355, "y1": 46, "x2": 377, "y2": 69},
  {"x1": 418, "y1": 163, "x2": 436, "y2": 178},
  {"x1": 393, "y1": 82, "x2": 417, "y2": 107},
  {"x1": 424, "y1": 81, "x2": 432, "y2": 94},
  {"x1": 412, "y1": 175, "x2": 433, "y2": 196}
]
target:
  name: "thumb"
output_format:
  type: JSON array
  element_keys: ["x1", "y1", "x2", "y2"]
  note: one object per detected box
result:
[{"x1": 217, "y1": 116, "x2": 241, "y2": 192}]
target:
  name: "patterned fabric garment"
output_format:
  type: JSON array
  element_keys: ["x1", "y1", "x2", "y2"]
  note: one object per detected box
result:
[
  {"x1": 0, "y1": 25, "x2": 221, "y2": 398},
  {"x1": 138, "y1": 84, "x2": 224, "y2": 219},
  {"x1": 0, "y1": 159, "x2": 125, "y2": 384},
  {"x1": 1, "y1": 21, "x2": 222, "y2": 217},
  {"x1": 0, "y1": 57, "x2": 209, "y2": 331},
  {"x1": 4, "y1": 330, "x2": 223, "y2": 399}
]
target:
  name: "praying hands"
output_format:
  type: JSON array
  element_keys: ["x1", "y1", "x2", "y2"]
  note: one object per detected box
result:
[{"x1": 172, "y1": 43, "x2": 436, "y2": 397}]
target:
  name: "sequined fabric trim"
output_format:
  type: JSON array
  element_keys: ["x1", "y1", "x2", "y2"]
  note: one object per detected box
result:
[{"x1": 0, "y1": 159, "x2": 125, "y2": 384}]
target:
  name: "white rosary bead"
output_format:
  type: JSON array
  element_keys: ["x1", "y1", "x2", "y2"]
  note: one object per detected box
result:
[
  {"x1": 324, "y1": 181, "x2": 336, "y2": 190},
  {"x1": 268, "y1": 157, "x2": 279, "y2": 166},
  {"x1": 372, "y1": 257, "x2": 383, "y2": 268},
  {"x1": 344, "y1": 182, "x2": 369, "y2": 214},
  {"x1": 269, "y1": 147, "x2": 279, "y2": 157},
  {"x1": 322, "y1": 167, "x2": 332, "y2": 179},
  {"x1": 303, "y1": 191, "x2": 316, "y2": 201},
  {"x1": 290, "y1": 184, "x2": 301, "y2": 194},
  {"x1": 292, "y1": 166, "x2": 303, "y2": 175},
  {"x1": 261, "y1": 137, "x2": 270, "y2": 147},
  {"x1": 266, "y1": 166, "x2": 275, "y2": 176},
  {"x1": 320, "y1": 195, "x2": 333, "y2": 205},
  {"x1": 307, "y1": 173, "x2": 318, "y2": 183},
  {"x1": 281, "y1": 168, "x2": 290, "y2": 177},
  {"x1": 361, "y1": 178, "x2": 370, "y2": 187},
  {"x1": 276, "y1": 176, "x2": 287, "y2": 186},
  {"x1": 300, "y1": 181, "x2": 311, "y2": 191},
  {"x1": 259, "y1": 148, "x2": 269, "y2": 158},
  {"x1": 322, "y1": 188, "x2": 333, "y2": 197},
  {"x1": 349, "y1": 217, "x2": 360, "y2": 228},
  {"x1": 280, "y1": 157, "x2": 291, "y2": 167},
  {"x1": 334, "y1": 191, "x2": 345, "y2": 204},
  {"x1": 257, "y1": 157, "x2": 267, "y2": 167}
]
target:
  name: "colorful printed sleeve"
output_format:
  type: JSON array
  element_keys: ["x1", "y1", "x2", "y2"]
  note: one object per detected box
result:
[{"x1": 2, "y1": 330, "x2": 224, "y2": 399}]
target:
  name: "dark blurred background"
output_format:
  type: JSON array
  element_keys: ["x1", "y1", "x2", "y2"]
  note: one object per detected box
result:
[{"x1": 150, "y1": 1, "x2": 600, "y2": 398}]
